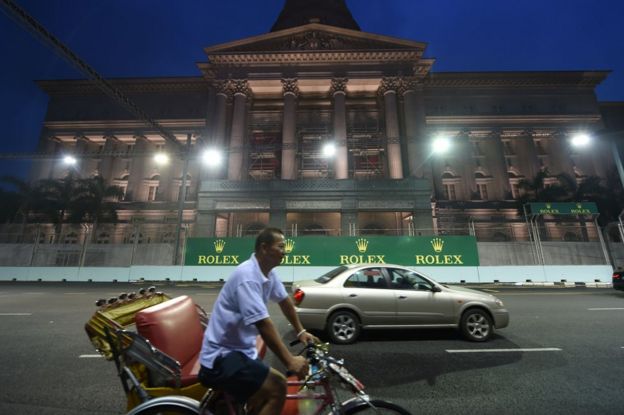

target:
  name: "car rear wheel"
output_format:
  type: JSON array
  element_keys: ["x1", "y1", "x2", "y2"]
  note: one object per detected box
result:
[
  {"x1": 460, "y1": 308, "x2": 493, "y2": 342},
  {"x1": 327, "y1": 310, "x2": 360, "y2": 344}
]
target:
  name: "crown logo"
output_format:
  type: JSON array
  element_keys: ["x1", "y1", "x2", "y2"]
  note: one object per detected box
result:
[
  {"x1": 576, "y1": 203, "x2": 582, "y2": 209},
  {"x1": 356, "y1": 238, "x2": 369, "y2": 253},
  {"x1": 431, "y1": 238, "x2": 444, "y2": 253},
  {"x1": 284, "y1": 239, "x2": 295, "y2": 254},
  {"x1": 546, "y1": 203, "x2": 552, "y2": 209},
  {"x1": 214, "y1": 239, "x2": 226, "y2": 254}
]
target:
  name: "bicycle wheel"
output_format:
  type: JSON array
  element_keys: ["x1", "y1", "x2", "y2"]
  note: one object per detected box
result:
[
  {"x1": 342, "y1": 399, "x2": 412, "y2": 415},
  {"x1": 126, "y1": 396, "x2": 201, "y2": 415}
]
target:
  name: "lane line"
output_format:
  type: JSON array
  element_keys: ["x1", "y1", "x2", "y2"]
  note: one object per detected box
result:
[
  {"x1": 64, "y1": 292, "x2": 86, "y2": 295},
  {"x1": 587, "y1": 308, "x2": 624, "y2": 311},
  {"x1": 0, "y1": 313, "x2": 32, "y2": 316},
  {"x1": 79, "y1": 354, "x2": 104, "y2": 358},
  {"x1": 446, "y1": 348, "x2": 562, "y2": 353}
]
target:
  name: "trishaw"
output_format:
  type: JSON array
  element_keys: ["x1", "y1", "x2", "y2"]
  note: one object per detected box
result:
[{"x1": 84, "y1": 287, "x2": 213, "y2": 411}]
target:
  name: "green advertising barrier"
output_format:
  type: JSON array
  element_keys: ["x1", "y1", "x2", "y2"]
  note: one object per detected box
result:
[
  {"x1": 185, "y1": 236, "x2": 479, "y2": 266},
  {"x1": 527, "y1": 202, "x2": 598, "y2": 216}
]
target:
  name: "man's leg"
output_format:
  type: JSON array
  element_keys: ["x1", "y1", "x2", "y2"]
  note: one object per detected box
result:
[{"x1": 246, "y1": 368, "x2": 287, "y2": 415}]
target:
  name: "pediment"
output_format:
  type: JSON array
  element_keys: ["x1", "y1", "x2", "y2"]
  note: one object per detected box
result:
[{"x1": 204, "y1": 23, "x2": 426, "y2": 55}]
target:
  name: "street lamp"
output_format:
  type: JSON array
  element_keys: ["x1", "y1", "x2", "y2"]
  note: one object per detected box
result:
[
  {"x1": 570, "y1": 132, "x2": 591, "y2": 148},
  {"x1": 154, "y1": 152, "x2": 170, "y2": 165},
  {"x1": 201, "y1": 148, "x2": 223, "y2": 168},
  {"x1": 62, "y1": 155, "x2": 77, "y2": 166},
  {"x1": 431, "y1": 134, "x2": 451, "y2": 155},
  {"x1": 322, "y1": 142, "x2": 336, "y2": 158}
]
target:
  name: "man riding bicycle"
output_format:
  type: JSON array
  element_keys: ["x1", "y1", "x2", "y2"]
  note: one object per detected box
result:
[{"x1": 198, "y1": 227, "x2": 319, "y2": 415}]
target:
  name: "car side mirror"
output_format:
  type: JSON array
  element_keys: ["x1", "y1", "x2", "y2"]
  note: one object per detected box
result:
[{"x1": 431, "y1": 285, "x2": 442, "y2": 293}]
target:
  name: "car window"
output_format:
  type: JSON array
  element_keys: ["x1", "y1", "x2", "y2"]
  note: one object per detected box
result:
[
  {"x1": 344, "y1": 267, "x2": 387, "y2": 289},
  {"x1": 389, "y1": 269, "x2": 434, "y2": 291},
  {"x1": 314, "y1": 266, "x2": 348, "y2": 284}
]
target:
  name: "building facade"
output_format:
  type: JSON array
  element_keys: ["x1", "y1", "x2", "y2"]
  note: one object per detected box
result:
[{"x1": 30, "y1": 0, "x2": 617, "y2": 247}]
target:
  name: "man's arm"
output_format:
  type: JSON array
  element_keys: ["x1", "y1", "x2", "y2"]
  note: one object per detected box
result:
[
  {"x1": 278, "y1": 297, "x2": 319, "y2": 345},
  {"x1": 255, "y1": 317, "x2": 308, "y2": 378}
]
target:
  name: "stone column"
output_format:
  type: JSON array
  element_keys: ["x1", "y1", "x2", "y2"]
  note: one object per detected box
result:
[
  {"x1": 75, "y1": 136, "x2": 96, "y2": 177},
  {"x1": 227, "y1": 80, "x2": 252, "y2": 181},
  {"x1": 99, "y1": 135, "x2": 120, "y2": 181},
  {"x1": 127, "y1": 135, "x2": 151, "y2": 201},
  {"x1": 400, "y1": 77, "x2": 429, "y2": 178},
  {"x1": 203, "y1": 81, "x2": 230, "y2": 180},
  {"x1": 515, "y1": 130, "x2": 541, "y2": 180},
  {"x1": 482, "y1": 131, "x2": 511, "y2": 200},
  {"x1": 331, "y1": 78, "x2": 349, "y2": 179},
  {"x1": 379, "y1": 77, "x2": 403, "y2": 179},
  {"x1": 548, "y1": 132, "x2": 575, "y2": 178},
  {"x1": 281, "y1": 78, "x2": 299, "y2": 180},
  {"x1": 212, "y1": 80, "x2": 230, "y2": 148}
]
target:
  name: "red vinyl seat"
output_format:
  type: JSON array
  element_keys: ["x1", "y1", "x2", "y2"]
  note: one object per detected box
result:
[{"x1": 135, "y1": 295, "x2": 203, "y2": 387}]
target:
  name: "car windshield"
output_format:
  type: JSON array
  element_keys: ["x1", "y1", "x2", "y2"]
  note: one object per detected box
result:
[{"x1": 314, "y1": 266, "x2": 348, "y2": 284}]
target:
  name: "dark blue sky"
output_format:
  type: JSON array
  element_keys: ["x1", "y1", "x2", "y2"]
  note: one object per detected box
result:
[{"x1": 0, "y1": 0, "x2": 623, "y2": 178}]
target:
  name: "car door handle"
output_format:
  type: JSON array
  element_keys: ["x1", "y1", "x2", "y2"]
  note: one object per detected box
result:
[
  {"x1": 349, "y1": 293, "x2": 357, "y2": 297},
  {"x1": 398, "y1": 295, "x2": 407, "y2": 299}
]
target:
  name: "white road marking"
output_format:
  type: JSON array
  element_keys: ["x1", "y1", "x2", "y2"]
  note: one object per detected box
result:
[
  {"x1": 587, "y1": 308, "x2": 624, "y2": 311},
  {"x1": 446, "y1": 348, "x2": 562, "y2": 353},
  {"x1": 0, "y1": 313, "x2": 32, "y2": 316},
  {"x1": 64, "y1": 292, "x2": 86, "y2": 295},
  {"x1": 79, "y1": 354, "x2": 104, "y2": 358}
]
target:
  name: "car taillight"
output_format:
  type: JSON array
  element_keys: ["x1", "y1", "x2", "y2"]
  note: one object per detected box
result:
[
  {"x1": 613, "y1": 273, "x2": 622, "y2": 280},
  {"x1": 293, "y1": 288, "x2": 305, "y2": 305}
]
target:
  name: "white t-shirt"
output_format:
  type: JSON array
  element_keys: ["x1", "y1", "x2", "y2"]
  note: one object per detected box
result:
[{"x1": 200, "y1": 253, "x2": 288, "y2": 368}]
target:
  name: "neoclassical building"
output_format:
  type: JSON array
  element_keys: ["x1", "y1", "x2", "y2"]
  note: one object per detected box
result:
[{"x1": 31, "y1": 0, "x2": 617, "y2": 244}]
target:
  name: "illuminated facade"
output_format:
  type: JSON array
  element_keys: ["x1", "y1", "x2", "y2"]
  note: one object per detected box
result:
[{"x1": 32, "y1": 0, "x2": 615, "y2": 243}]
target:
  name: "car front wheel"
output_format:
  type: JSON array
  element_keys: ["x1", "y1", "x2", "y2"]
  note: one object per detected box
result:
[
  {"x1": 327, "y1": 310, "x2": 360, "y2": 344},
  {"x1": 460, "y1": 308, "x2": 493, "y2": 342}
]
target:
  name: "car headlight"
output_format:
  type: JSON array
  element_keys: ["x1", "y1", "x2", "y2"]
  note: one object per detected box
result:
[{"x1": 494, "y1": 298, "x2": 504, "y2": 307}]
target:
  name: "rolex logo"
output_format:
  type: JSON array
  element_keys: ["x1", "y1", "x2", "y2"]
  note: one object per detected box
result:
[
  {"x1": 431, "y1": 238, "x2": 444, "y2": 253},
  {"x1": 284, "y1": 239, "x2": 295, "y2": 254},
  {"x1": 356, "y1": 238, "x2": 369, "y2": 253},
  {"x1": 546, "y1": 203, "x2": 552, "y2": 209},
  {"x1": 576, "y1": 203, "x2": 582, "y2": 209},
  {"x1": 214, "y1": 239, "x2": 226, "y2": 254}
]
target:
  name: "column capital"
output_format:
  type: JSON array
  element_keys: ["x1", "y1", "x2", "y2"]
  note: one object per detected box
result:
[
  {"x1": 230, "y1": 79, "x2": 253, "y2": 99},
  {"x1": 213, "y1": 79, "x2": 232, "y2": 98},
  {"x1": 397, "y1": 76, "x2": 422, "y2": 95},
  {"x1": 281, "y1": 78, "x2": 300, "y2": 97},
  {"x1": 329, "y1": 77, "x2": 348, "y2": 97},
  {"x1": 378, "y1": 76, "x2": 400, "y2": 95}
]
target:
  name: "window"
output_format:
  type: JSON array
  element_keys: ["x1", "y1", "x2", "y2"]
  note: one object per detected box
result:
[
  {"x1": 96, "y1": 232, "x2": 111, "y2": 244},
  {"x1": 443, "y1": 183, "x2": 456, "y2": 200},
  {"x1": 477, "y1": 183, "x2": 489, "y2": 200},
  {"x1": 314, "y1": 266, "x2": 348, "y2": 284},
  {"x1": 147, "y1": 185, "x2": 158, "y2": 201},
  {"x1": 388, "y1": 269, "x2": 434, "y2": 290},
  {"x1": 344, "y1": 268, "x2": 386, "y2": 289}
]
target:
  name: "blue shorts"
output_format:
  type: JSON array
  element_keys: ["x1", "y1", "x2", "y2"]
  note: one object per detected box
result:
[{"x1": 198, "y1": 351, "x2": 270, "y2": 403}]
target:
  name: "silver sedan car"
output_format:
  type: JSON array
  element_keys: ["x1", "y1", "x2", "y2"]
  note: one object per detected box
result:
[{"x1": 292, "y1": 264, "x2": 509, "y2": 344}]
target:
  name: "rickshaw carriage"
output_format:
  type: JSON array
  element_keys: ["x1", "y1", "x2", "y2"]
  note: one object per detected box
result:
[{"x1": 85, "y1": 287, "x2": 267, "y2": 411}]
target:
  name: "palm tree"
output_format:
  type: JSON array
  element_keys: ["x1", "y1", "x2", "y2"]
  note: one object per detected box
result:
[
  {"x1": 67, "y1": 175, "x2": 124, "y2": 241},
  {"x1": 37, "y1": 172, "x2": 81, "y2": 242},
  {"x1": 0, "y1": 176, "x2": 44, "y2": 224},
  {"x1": 517, "y1": 168, "x2": 569, "y2": 204}
]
